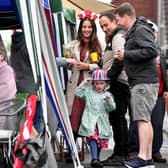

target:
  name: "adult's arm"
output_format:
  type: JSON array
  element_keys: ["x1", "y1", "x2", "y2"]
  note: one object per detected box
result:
[
  {"x1": 107, "y1": 32, "x2": 125, "y2": 80},
  {"x1": 107, "y1": 59, "x2": 123, "y2": 80},
  {"x1": 160, "y1": 53, "x2": 168, "y2": 91},
  {"x1": 56, "y1": 57, "x2": 67, "y2": 68},
  {"x1": 124, "y1": 27, "x2": 158, "y2": 62}
]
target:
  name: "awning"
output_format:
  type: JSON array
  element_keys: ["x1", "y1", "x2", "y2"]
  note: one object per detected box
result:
[
  {"x1": 66, "y1": 0, "x2": 116, "y2": 14},
  {"x1": 63, "y1": 8, "x2": 76, "y2": 24},
  {"x1": 62, "y1": 0, "x2": 81, "y2": 15},
  {"x1": 0, "y1": 0, "x2": 21, "y2": 30}
]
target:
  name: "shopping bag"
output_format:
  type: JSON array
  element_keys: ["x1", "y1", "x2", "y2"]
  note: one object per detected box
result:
[{"x1": 15, "y1": 128, "x2": 57, "y2": 168}]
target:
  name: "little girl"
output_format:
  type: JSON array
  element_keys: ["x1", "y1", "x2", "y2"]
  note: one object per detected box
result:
[{"x1": 75, "y1": 69, "x2": 116, "y2": 168}]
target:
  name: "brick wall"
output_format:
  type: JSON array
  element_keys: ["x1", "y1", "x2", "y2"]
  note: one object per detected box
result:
[{"x1": 112, "y1": 0, "x2": 157, "y2": 23}]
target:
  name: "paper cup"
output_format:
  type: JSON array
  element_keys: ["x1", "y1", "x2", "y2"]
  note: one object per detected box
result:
[{"x1": 90, "y1": 52, "x2": 100, "y2": 63}]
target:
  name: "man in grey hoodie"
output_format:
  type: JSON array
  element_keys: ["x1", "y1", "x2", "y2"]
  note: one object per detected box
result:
[{"x1": 115, "y1": 2, "x2": 159, "y2": 168}]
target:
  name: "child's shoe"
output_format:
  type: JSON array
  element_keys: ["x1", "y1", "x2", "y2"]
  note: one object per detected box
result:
[{"x1": 91, "y1": 159, "x2": 103, "y2": 168}]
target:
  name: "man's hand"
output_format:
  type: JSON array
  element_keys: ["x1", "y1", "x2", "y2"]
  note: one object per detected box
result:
[
  {"x1": 163, "y1": 91, "x2": 168, "y2": 99},
  {"x1": 117, "y1": 49, "x2": 124, "y2": 60}
]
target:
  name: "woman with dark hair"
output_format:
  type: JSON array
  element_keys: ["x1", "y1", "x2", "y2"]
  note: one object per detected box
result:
[
  {"x1": 66, "y1": 10, "x2": 102, "y2": 141},
  {"x1": 76, "y1": 17, "x2": 102, "y2": 56}
]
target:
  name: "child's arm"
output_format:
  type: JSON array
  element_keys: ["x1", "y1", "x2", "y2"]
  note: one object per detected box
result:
[
  {"x1": 104, "y1": 91, "x2": 116, "y2": 112},
  {"x1": 75, "y1": 78, "x2": 90, "y2": 98}
]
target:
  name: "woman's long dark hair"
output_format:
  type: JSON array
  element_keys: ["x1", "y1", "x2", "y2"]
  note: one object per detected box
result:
[{"x1": 77, "y1": 18, "x2": 102, "y2": 57}]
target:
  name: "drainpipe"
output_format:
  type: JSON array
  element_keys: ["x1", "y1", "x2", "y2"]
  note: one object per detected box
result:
[{"x1": 158, "y1": 0, "x2": 167, "y2": 50}]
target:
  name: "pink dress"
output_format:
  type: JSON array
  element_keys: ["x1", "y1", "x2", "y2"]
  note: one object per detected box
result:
[{"x1": 87, "y1": 126, "x2": 109, "y2": 149}]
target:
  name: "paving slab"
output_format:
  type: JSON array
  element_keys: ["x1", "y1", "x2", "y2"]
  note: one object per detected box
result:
[
  {"x1": 57, "y1": 113, "x2": 168, "y2": 168},
  {"x1": 57, "y1": 149, "x2": 168, "y2": 168}
]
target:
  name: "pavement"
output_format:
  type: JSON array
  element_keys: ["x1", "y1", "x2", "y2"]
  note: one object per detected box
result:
[
  {"x1": 57, "y1": 148, "x2": 168, "y2": 168},
  {"x1": 57, "y1": 113, "x2": 168, "y2": 168}
]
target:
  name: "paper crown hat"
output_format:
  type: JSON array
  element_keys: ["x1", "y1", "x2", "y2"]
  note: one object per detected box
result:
[{"x1": 78, "y1": 10, "x2": 98, "y2": 20}]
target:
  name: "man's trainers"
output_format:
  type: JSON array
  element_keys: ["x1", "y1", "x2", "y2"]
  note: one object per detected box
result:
[
  {"x1": 153, "y1": 155, "x2": 167, "y2": 163},
  {"x1": 101, "y1": 154, "x2": 125, "y2": 166},
  {"x1": 123, "y1": 157, "x2": 148, "y2": 168},
  {"x1": 147, "y1": 159, "x2": 155, "y2": 168}
]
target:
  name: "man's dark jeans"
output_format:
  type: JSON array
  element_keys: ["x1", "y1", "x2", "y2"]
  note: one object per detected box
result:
[{"x1": 109, "y1": 81, "x2": 130, "y2": 156}]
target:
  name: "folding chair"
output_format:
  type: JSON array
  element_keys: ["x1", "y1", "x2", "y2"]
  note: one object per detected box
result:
[
  {"x1": 16, "y1": 92, "x2": 29, "y2": 130},
  {"x1": 0, "y1": 98, "x2": 26, "y2": 168},
  {"x1": 59, "y1": 131, "x2": 89, "y2": 161}
]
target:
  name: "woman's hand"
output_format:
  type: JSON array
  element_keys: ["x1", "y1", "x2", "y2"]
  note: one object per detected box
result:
[{"x1": 77, "y1": 61, "x2": 89, "y2": 70}]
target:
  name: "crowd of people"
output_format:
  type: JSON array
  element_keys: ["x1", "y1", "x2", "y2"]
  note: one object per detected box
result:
[
  {"x1": 64, "y1": 2, "x2": 167, "y2": 168},
  {"x1": 0, "y1": 2, "x2": 168, "y2": 168}
]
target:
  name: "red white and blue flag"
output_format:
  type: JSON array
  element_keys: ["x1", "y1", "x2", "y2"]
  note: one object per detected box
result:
[
  {"x1": 41, "y1": 0, "x2": 57, "y2": 56},
  {"x1": 41, "y1": 0, "x2": 50, "y2": 9}
]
